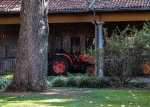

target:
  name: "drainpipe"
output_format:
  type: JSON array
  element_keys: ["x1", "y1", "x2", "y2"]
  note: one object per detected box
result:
[
  {"x1": 88, "y1": 0, "x2": 104, "y2": 77},
  {"x1": 88, "y1": 0, "x2": 96, "y2": 9}
]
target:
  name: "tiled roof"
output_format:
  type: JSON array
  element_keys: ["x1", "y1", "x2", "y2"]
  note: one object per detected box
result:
[
  {"x1": 0, "y1": 0, "x2": 150, "y2": 13},
  {"x1": 0, "y1": 0, "x2": 21, "y2": 12},
  {"x1": 92, "y1": 0, "x2": 150, "y2": 10},
  {"x1": 48, "y1": 0, "x2": 93, "y2": 11}
]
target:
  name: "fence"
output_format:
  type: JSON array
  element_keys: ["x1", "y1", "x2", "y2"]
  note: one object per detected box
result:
[
  {"x1": 0, "y1": 58, "x2": 16, "y2": 74},
  {"x1": 0, "y1": 58, "x2": 115, "y2": 75}
]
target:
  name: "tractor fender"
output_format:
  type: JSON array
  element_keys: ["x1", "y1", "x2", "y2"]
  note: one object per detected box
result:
[{"x1": 55, "y1": 53, "x2": 78, "y2": 66}]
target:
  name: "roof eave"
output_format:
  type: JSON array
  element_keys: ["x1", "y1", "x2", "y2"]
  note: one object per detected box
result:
[
  {"x1": 90, "y1": 8, "x2": 150, "y2": 12},
  {"x1": 48, "y1": 8, "x2": 150, "y2": 13},
  {"x1": 0, "y1": 8, "x2": 150, "y2": 14},
  {"x1": 48, "y1": 10, "x2": 89, "y2": 14},
  {"x1": 0, "y1": 11, "x2": 20, "y2": 15},
  {"x1": 0, "y1": 10, "x2": 89, "y2": 14}
]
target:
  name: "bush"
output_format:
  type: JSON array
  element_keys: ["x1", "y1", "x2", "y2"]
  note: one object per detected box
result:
[
  {"x1": 100, "y1": 22, "x2": 150, "y2": 84},
  {"x1": 129, "y1": 82, "x2": 149, "y2": 88},
  {"x1": 47, "y1": 76, "x2": 56, "y2": 87},
  {"x1": 0, "y1": 77, "x2": 12, "y2": 90},
  {"x1": 0, "y1": 74, "x2": 111, "y2": 89},
  {"x1": 66, "y1": 76, "x2": 77, "y2": 87},
  {"x1": 51, "y1": 76, "x2": 67, "y2": 87},
  {"x1": 77, "y1": 76, "x2": 92, "y2": 88},
  {"x1": 48, "y1": 73, "x2": 111, "y2": 88}
]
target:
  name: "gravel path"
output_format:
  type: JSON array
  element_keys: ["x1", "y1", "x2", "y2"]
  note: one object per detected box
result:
[{"x1": 130, "y1": 76, "x2": 150, "y2": 83}]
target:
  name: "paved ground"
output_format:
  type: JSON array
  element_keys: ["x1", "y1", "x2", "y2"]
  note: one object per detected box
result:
[{"x1": 130, "y1": 75, "x2": 150, "y2": 83}]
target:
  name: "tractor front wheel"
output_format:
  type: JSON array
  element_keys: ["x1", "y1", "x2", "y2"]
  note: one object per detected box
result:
[{"x1": 49, "y1": 56, "x2": 70, "y2": 75}]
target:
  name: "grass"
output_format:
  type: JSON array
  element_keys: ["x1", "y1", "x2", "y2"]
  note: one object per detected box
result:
[{"x1": 0, "y1": 87, "x2": 150, "y2": 107}]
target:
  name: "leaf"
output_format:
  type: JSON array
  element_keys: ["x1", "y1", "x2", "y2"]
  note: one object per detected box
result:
[
  {"x1": 100, "y1": 104, "x2": 103, "y2": 106},
  {"x1": 106, "y1": 97, "x2": 109, "y2": 99},
  {"x1": 89, "y1": 101, "x2": 93, "y2": 104},
  {"x1": 108, "y1": 104, "x2": 112, "y2": 106},
  {"x1": 20, "y1": 95, "x2": 24, "y2": 98}
]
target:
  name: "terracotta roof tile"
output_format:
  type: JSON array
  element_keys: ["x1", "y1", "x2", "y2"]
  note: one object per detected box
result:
[
  {"x1": 0, "y1": 0, "x2": 150, "y2": 13},
  {"x1": 48, "y1": 0, "x2": 93, "y2": 11},
  {"x1": 92, "y1": 0, "x2": 150, "y2": 10},
  {"x1": 0, "y1": 0, "x2": 21, "y2": 12}
]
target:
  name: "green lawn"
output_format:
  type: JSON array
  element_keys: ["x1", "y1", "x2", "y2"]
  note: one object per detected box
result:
[{"x1": 0, "y1": 88, "x2": 150, "y2": 107}]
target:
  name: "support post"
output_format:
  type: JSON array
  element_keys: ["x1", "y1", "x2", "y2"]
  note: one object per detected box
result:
[{"x1": 94, "y1": 22, "x2": 104, "y2": 77}]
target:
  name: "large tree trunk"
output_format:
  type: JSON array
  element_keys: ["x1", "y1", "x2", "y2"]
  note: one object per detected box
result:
[{"x1": 6, "y1": 0, "x2": 49, "y2": 92}]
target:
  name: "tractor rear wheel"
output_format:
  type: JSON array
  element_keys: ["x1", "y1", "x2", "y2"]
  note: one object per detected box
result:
[
  {"x1": 86, "y1": 65, "x2": 95, "y2": 76},
  {"x1": 49, "y1": 56, "x2": 70, "y2": 75}
]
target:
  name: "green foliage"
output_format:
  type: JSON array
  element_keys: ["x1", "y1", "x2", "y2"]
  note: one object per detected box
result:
[
  {"x1": 129, "y1": 82, "x2": 149, "y2": 88},
  {"x1": 1, "y1": 75, "x2": 13, "y2": 79},
  {"x1": 48, "y1": 73, "x2": 110, "y2": 88},
  {"x1": 1, "y1": 74, "x2": 148, "y2": 90},
  {"x1": 66, "y1": 75, "x2": 77, "y2": 87},
  {"x1": 51, "y1": 76, "x2": 67, "y2": 87},
  {"x1": 103, "y1": 22, "x2": 150, "y2": 84},
  {"x1": 77, "y1": 75, "x2": 110, "y2": 88},
  {"x1": 77, "y1": 76, "x2": 92, "y2": 88},
  {"x1": 86, "y1": 22, "x2": 150, "y2": 84},
  {"x1": 0, "y1": 74, "x2": 110, "y2": 89},
  {"x1": 0, "y1": 77, "x2": 12, "y2": 90}
]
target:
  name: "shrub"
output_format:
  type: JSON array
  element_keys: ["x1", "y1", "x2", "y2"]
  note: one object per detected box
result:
[
  {"x1": 129, "y1": 82, "x2": 149, "y2": 88},
  {"x1": 0, "y1": 74, "x2": 111, "y2": 89},
  {"x1": 91, "y1": 76, "x2": 110, "y2": 88},
  {"x1": 66, "y1": 76, "x2": 77, "y2": 87},
  {"x1": 0, "y1": 77, "x2": 12, "y2": 90},
  {"x1": 92, "y1": 22, "x2": 150, "y2": 84},
  {"x1": 47, "y1": 76, "x2": 56, "y2": 87},
  {"x1": 77, "y1": 76, "x2": 92, "y2": 88},
  {"x1": 90, "y1": 76, "x2": 102, "y2": 88},
  {"x1": 51, "y1": 76, "x2": 67, "y2": 87},
  {"x1": 48, "y1": 74, "x2": 111, "y2": 88}
]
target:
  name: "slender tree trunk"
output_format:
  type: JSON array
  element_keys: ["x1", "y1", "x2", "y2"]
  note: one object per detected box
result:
[{"x1": 6, "y1": 0, "x2": 49, "y2": 92}]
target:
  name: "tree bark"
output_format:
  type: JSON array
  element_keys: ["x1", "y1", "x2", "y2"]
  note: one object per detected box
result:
[{"x1": 6, "y1": 0, "x2": 49, "y2": 92}]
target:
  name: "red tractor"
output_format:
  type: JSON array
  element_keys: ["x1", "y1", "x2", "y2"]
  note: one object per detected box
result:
[
  {"x1": 48, "y1": 53, "x2": 94, "y2": 76},
  {"x1": 48, "y1": 35, "x2": 95, "y2": 76}
]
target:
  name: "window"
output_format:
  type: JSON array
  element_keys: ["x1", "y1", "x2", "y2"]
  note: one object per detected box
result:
[
  {"x1": 86, "y1": 37, "x2": 95, "y2": 52},
  {"x1": 71, "y1": 37, "x2": 80, "y2": 55}
]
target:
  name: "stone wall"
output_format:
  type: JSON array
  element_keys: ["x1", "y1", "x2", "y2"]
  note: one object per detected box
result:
[
  {"x1": 0, "y1": 23, "x2": 95, "y2": 58},
  {"x1": 0, "y1": 24, "x2": 19, "y2": 58},
  {"x1": 49, "y1": 23, "x2": 95, "y2": 56}
]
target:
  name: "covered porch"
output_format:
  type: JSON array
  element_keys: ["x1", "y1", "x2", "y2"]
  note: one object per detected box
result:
[{"x1": 0, "y1": 21, "x2": 148, "y2": 75}]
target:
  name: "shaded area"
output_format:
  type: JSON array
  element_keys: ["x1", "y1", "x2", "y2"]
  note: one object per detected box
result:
[{"x1": 0, "y1": 88, "x2": 150, "y2": 107}]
